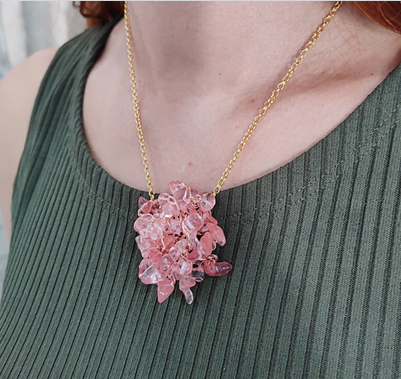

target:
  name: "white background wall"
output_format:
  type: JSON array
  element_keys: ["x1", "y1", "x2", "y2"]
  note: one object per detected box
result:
[{"x1": 0, "y1": 1, "x2": 86, "y2": 301}]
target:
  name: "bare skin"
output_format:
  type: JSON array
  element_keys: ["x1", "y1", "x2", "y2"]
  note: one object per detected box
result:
[{"x1": 1, "y1": 2, "x2": 401, "y2": 245}]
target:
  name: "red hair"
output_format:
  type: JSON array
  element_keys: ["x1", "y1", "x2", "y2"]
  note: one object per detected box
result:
[{"x1": 74, "y1": 1, "x2": 401, "y2": 34}]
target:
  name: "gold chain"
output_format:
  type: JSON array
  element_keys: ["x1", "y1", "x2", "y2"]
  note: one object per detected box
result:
[{"x1": 124, "y1": 1, "x2": 342, "y2": 200}]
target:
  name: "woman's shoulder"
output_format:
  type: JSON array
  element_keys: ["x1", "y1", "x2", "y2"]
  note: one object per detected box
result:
[
  {"x1": 0, "y1": 18, "x2": 122, "y2": 243},
  {"x1": 0, "y1": 47, "x2": 58, "y2": 243}
]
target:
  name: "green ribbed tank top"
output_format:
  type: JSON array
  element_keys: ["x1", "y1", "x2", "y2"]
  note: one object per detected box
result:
[{"x1": 1, "y1": 16, "x2": 401, "y2": 379}]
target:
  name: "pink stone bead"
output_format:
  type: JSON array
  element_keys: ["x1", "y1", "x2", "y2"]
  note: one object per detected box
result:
[
  {"x1": 199, "y1": 192, "x2": 216, "y2": 212},
  {"x1": 185, "y1": 186, "x2": 199, "y2": 199},
  {"x1": 182, "y1": 289, "x2": 194, "y2": 304},
  {"x1": 203, "y1": 260, "x2": 232, "y2": 277},
  {"x1": 176, "y1": 257, "x2": 192, "y2": 276},
  {"x1": 151, "y1": 202, "x2": 163, "y2": 217},
  {"x1": 185, "y1": 212, "x2": 203, "y2": 231},
  {"x1": 157, "y1": 279, "x2": 175, "y2": 303},
  {"x1": 200, "y1": 232, "x2": 213, "y2": 256},
  {"x1": 179, "y1": 277, "x2": 196, "y2": 291},
  {"x1": 187, "y1": 233, "x2": 201, "y2": 251},
  {"x1": 187, "y1": 250, "x2": 205, "y2": 264},
  {"x1": 160, "y1": 254, "x2": 175, "y2": 271},
  {"x1": 162, "y1": 202, "x2": 180, "y2": 218},
  {"x1": 148, "y1": 221, "x2": 163, "y2": 241},
  {"x1": 139, "y1": 248, "x2": 152, "y2": 259},
  {"x1": 169, "y1": 219, "x2": 182, "y2": 235},
  {"x1": 135, "y1": 236, "x2": 145, "y2": 253},
  {"x1": 168, "y1": 245, "x2": 181, "y2": 261},
  {"x1": 203, "y1": 214, "x2": 218, "y2": 225},
  {"x1": 149, "y1": 249, "x2": 162, "y2": 260},
  {"x1": 138, "y1": 196, "x2": 148, "y2": 208},
  {"x1": 158, "y1": 193, "x2": 171, "y2": 202},
  {"x1": 178, "y1": 200, "x2": 196, "y2": 215},
  {"x1": 179, "y1": 277, "x2": 196, "y2": 304},
  {"x1": 169, "y1": 181, "x2": 188, "y2": 201},
  {"x1": 138, "y1": 258, "x2": 150, "y2": 278},
  {"x1": 207, "y1": 223, "x2": 226, "y2": 246},
  {"x1": 141, "y1": 265, "x2": 162, "y2": 284},
  {"x1": 140, "y1": 237, "x2": 160, "y2": 250},
  {"x1": 159, "y1": 194, "x2": 180, "y2": 217},
  {"x1": 134, "y1": 214, "x2": 154, "y2": 236},
  {"x1": 162, "y1": 235, "x2": 176, "y2": 251},
  {"x1": 175, "y1": 239, "x2": 188, "y2": 254},
  {"x1": 138, "y1": 197, "x2": 152, "y2": 215}
]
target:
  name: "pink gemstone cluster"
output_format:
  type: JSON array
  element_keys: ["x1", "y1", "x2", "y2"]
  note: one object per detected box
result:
[{"x1": 134, "y1": 180, "x2": 233, "y2": 304}]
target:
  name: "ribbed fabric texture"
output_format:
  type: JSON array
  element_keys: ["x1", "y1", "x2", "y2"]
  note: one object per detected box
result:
[{"x1": 1, "y1": 16, "x2": 401, "y2": 378}]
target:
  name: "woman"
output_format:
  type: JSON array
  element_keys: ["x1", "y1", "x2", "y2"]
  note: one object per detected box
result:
[{"x1": 0, "y1": 1, "x2": 401, "y2": 377}]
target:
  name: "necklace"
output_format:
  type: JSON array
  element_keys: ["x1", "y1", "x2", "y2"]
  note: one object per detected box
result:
[{"x1": 123, "y1": 1, "x2": 342, "y2": 305}]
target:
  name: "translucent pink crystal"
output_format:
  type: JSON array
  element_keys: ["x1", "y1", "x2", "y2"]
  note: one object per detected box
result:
[
  {"x1": 207, "y1": 223, "x2": 226, "y2": 246},
  {"x1": 183, "y1": 290, "x2": 193, "y2": 304},
  {"x1": 187, "y1": 250, "x2": 206, "y2": 264},
  {"x1": 179, "y1": 277, "x2": 196, "y2": 305},
  {"x1": 200, "y1": 232, "x2": 213, "y2": 256},
  {"x1": 203, "y1": 260, "x2": 233, "y2": 277},
  {"x1": 158, "y1": 193, "x2": 180, "y2": 217},
  {"x1": 169, "y1": 181, "x2": 187, "y2": 201},
  {"x1": 138, "y1": 196, "x2": 148, "y2": 209},
  {"x1": 199, "y1": 192, "x2": 216, "y2": 212},
  {"x1": 162, "y1": 235, "x2": 176, "y2": 251},
  {"x1": 139, "y1": 257, "x2": 151, "y2": 277},
  {"x1": 178, "y1": 200, "x2": 197, "y2": 214},
  {"x1": 157, "y1": 279, "x2": 175, "y2": 303},
  {"x1": 160, "y1": 254, "x2": 175, "y2": 271},
  {"x1": 135, "y1": 180, "x2": 232, "y2": 304},
  {"x1": 185, "y1": 212, "x2": 203, "y2": 231},
  {"x1": 138, "y1": 196, "x2": 152, "y2": 215},
  {"x1": 169, "y1": 219, "x2": 182, "y2": 235},
  {"x1": 141, "y1": 265, "x2": 162, "y2": 284}
]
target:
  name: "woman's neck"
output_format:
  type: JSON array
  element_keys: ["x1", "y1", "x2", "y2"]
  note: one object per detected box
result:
[
  {"x1": 126, "y1": 1, "x2": 397, "y2": 104},
  {"x1": 84, "y1": 2, "x2": 401, "y2": 193}
]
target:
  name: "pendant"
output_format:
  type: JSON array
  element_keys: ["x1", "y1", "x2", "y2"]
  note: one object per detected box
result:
[{"x1": 134, "y1": 180, "x2": 232, "y2": 304}]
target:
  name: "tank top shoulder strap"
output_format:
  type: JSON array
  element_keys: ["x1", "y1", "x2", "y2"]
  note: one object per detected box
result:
[{"x1": 11, "y1": 15, "x2": 123, "y2": 235}]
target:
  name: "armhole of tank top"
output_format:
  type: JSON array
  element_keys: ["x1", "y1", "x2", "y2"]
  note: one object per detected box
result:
[{"x1": 10, "y1": 27, "x2": 96, "y2": 233}]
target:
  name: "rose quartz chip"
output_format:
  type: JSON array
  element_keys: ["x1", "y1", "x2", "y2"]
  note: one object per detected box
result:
[
  {"x1": 141, "y1": 265, "x2": 162, "y2": 284},
  {"x1": 199, "y1": 192, "x2": 216, "y2": 212},
  {"x1": 169, "y1": 181, "x2": 187, "y2": 201},
  {"x1": 139, "y1": 258, "x2": 150, "y2": 277},
  {"x1": 179, "y1": 277, "x2": 196, "y2": 304},
  {"x1": 203, "y1": 260, "x2": 233, "y2": 277},
  {"x1": 178, "y1": 200, "x2": 196, "y2": 214},
  {"x1": 185, "y1": 212, "x2": 203, "y2": 231},
  {"x1": 203, "y1": 214, "x2": 218, "y2": 225},
  {"x1": 207, "y1": 223, "x2": 226, "y2": 246},
  {"x1": 187, "y1": 250, "x2": 205, "y2": 264},
  {"x1": 138, "y1": 196, "x2": 148, "y2": 208},
  {"x1": 162, "y1": 235, "x2": 175, "y2": 251},
  {"x1": 179, "y1": 276, "x2": 196, "y2": 291},
  {"x1": 200, "y1": 232, "x2": 213, "y2": 256},
  {"x1": 157, "y1": 279, "x2": 175, "y2": 303},
  {"x1": 183, "y1": 290, "x2": 194, "y2": 304},
  {"x1": 185, "y1": 186, "x2": 199, "y2": 199},
  {"x1": 135, "y1": 180, "x2": 232, "y2": 304},
  {"x1": 169, "y1": 219, "x2": 181, "y2": 235},
  {"x1": 160, "y1": 254, "x2": 175, "y2": 271}
]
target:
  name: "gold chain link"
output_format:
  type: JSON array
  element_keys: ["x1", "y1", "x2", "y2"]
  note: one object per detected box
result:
[
  {"x1": 124, "y1": 1, "x2": 342, "y2": 199},
  {"x1": 124, "y1": 2, "x2": 155, "y2": 200}
]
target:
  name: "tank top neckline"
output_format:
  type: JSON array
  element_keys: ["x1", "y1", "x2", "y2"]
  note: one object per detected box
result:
[{"x1": 68, "y1": 14, "x2": 401, "y2": 220}]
